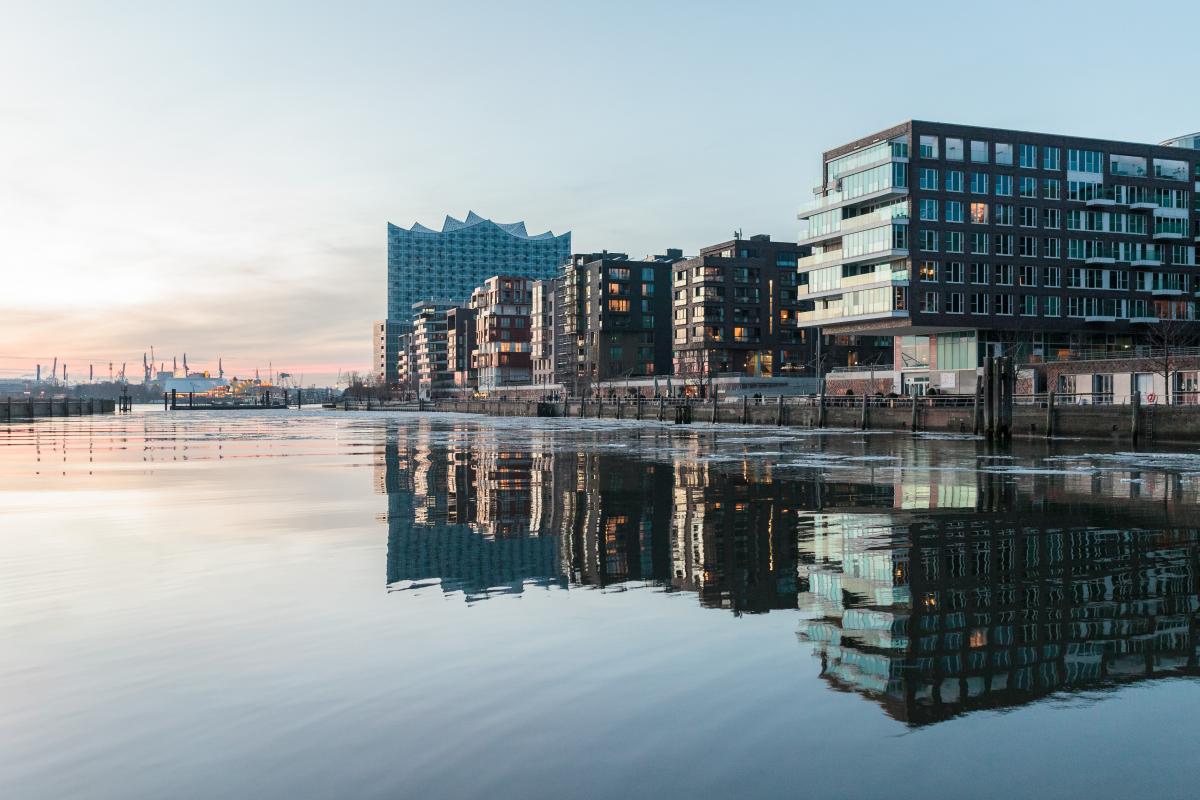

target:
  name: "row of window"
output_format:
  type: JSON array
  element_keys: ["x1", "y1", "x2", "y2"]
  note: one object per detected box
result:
[
  {"x1": 916, "y1": 260, "x2": 1192, "y2": 291},
  {"x1": 916, "y1": 135, "x2": 1195, "y2": 181},
  {"x1": 920, "y1": 292, "x2": 1193, "y2": 320}
]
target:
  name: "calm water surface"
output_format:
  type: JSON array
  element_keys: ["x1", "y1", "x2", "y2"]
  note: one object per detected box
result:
[{"x1": 2, "y1": 409, "x2": 1199, "y2": 799}]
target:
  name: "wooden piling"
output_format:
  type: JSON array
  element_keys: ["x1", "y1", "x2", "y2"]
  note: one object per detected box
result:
[
  {"x1": 910, "y1": 393, "x2": 918, "y2": 432},
  {"x1": 860, "y1": 391, "x2": 868, "y2": 430},
  {"x1": 1131, "y1": 390, "x2": 1140, "y2": 443},
  {"x1": 776, "y1": 394, "x2": 785, "y2": 426},
  {"x1": 1045, "y1": 390, "x2": 1055, "y2": 439}
]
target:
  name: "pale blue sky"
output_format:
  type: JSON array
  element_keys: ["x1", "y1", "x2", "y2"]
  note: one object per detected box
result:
[{"x1": 2, "y1": 0, "x2": 1197, "y2": 382}]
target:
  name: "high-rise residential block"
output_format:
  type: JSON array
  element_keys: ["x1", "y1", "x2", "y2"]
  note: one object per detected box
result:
[
  {"x1": 554, "y1": 250, "x2": 683, "y2": 395},
  {"x1": 470, "y1": 275, "x2": 534, "y2": 391},
  {"x1": 797, "y1": 121, "x2": 1200, "y2": 393}
]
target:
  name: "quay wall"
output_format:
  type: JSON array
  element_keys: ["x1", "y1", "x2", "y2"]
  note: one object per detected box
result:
[
  {"x1": 1, "y1": 397, "x2": 116, "y2": 421},
  {"x1": 336, "y1": 397, "x2": 1200, "y2": 445}
]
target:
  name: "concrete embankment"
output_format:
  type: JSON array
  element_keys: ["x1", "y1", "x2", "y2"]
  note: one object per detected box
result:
[
  {"x1": 336, "y1": 396, "x2": 1200, "y2": 445},
  {"x1": 2, "y1": 397, "x2": 116, "y2": 421}
]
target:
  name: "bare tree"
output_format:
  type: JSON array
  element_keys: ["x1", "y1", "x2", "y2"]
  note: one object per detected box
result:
[{"x1": 1143, "y1": 317, "x2": 1200, "y2": 404}]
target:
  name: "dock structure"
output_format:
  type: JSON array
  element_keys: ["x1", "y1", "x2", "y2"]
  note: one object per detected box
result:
[
  {"x1": 2, "y1": 397, "x2": 116, "y2": 421},
  {"x1": 164, "y1": 389, "x2": 297, "y2": 411}
]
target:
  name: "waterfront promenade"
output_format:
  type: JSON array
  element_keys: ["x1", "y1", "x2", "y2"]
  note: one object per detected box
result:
[{"x1": 337, "y1": 392, "x2": 1200, "y2": 445}]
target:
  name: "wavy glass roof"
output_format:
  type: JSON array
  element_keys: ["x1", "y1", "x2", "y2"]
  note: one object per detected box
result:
[{"x1": 391, "y1": 211, "x2": 563, "y2": 240}]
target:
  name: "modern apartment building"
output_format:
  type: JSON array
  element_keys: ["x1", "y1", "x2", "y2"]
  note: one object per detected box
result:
[
  {"x1": 797, "y1": 121, "x2": 1200, "y2": 393},
  {"x1": 530, "y1": 278, "x2": 557, "y2": 390},
  {"x1": 470, "y1": 275, "x2": 534, "y2": 391},
  {"x1": 411, "y1": 301, "x2": 456, "y2": 399},
  {"x1": 446, "y1": 306, "x2": 477, "y2": 392},
  {"x1": 554, "y1": 250, "x2": 683, "y2": 395},
  {"x1": 383, "y1": 212, "x2": 569, "y2": 383}
]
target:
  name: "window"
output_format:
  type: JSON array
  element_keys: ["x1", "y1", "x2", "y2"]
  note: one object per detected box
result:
[
  {"x1": 919, "y1": 135, "x2": 939, "y2": 159},
  {"x1": 919, "y1": 199, "x2": 938, "y2": 220},
  {"x1": 996, "y1": 143, "x2": 1014, "y2": 165},
  {"x1": 641, "y1": 267, "x2": 656, "y2": 281},
  {"x1": 994, "y1": 294, "x2": 1014, "y2": 315},
  {"x1": 995, "y1": 263, "x2": 1014, "y2": 285},
  {"x1": 970, "y1": 172, "x2": 988, "y2": 194},
  {"x1": 1042, "y1": 208, "x2": 1060, "y2": 229},
  {"x1": 946, "y1": 262, "x2": 964, "y2": 283},
  {"x1": 1042, "y1": 178, "x2": 1061, "y2": 200},
  {"x1": 919, "y1": 230, "x2": 939, "y2": 252},
  {"x1": 945, "y1": 231, "x2": 963, "y2": 253},
  {"x1": 1044, "y1": 296, "x2": 1060, "y2": 316},
  {"x1": 1019, "y1": 144, "x2": 1037, "y2": 169},
  {"x1": 919, "y1": 260, "x2": 939, "y2": 281},
  {"x1": 1020, "y1": 295, "x2": 1037, "y2": 316},
  {"x1": 994, "y1": 203, "x2": 1014, "y2": 226},
  {"x1": 1020, "y1": 265, "x2": 1037, "y2": 286},
  {"x1": 946, "y1": 292, "x2": 964, "y2": 313},
  {"x1": 921, "y1": 291, "x2": 939, "y2": 312},
  {"x1": 1020, "y1": 206, "x2": 1038, "y2": 228},
  {"x1": 1043, "y1": 146, "x2": 1061, "y2": 171},
  {"x1": 1042, "y1": 266, "x2": 1061, "y2": 287},
  {"x1": 970, "y1": 262, "x2": 989, "y2": 284},
  {"x1": 971, "y1": 140, "x2": 988, "y2": 163},
  {"x1": 994, "y1": 234, "x2": 1014, "y2": 256},
  {"x1": 971, "y1": 293, "x2": 989, "y2": 314},
  {"x1": 1067, "y1": 148, "x2": 1103, "y2": 173},
  {"x1": 608, "y1": 298, "x2": 630, "y2": 312},
  {"x1": 945, "y1": 200, "x2": 964, "y2": 223},
  {"x1": 970, "y1": 202, "x2": 988, "y2": 224},
  {"x1": 1019, "y1": 176, "x2": 1037, "y2": 198},
  {"x1": 970, "y1": 233, "x2": 988, "y2": 254},
  {"x1": 995, "y1": 174, "x2": 1013, "y2": 196},
  {"x1": 946, "y1": 138, "x2": 964, "y2": 161},
  {"x1": 1020, "y1": 236, "x2": 1038, "y2": 257},
  {"x1": 1068, "y1": 268, "x2": 1083, "y2": 288},
  {"x1": 919, "y1": 168, "x2": 938, "y2": 190},
  {"x1": 945, "y1": 170, "x2": 964, "y2": 192}
]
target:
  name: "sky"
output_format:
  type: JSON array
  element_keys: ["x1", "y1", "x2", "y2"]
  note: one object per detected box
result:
[{"x1": 2, "y1": 0, "x2": 1198, "y2": 385}]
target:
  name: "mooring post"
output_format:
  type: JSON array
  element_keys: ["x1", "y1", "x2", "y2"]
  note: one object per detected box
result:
[
  {"x1": 189, "y1": 392, "x2": 194, "y2": 409},
  {"x1": 776, "y1": 394, "x2": 785, "y2": 426},
  {"x1": 636, "y1": 396, "x2": 643, "y2": 421},
  {"x1": 711, "y1": 390, "x2": 719, "y2": 425},
  {"x1": 1131, "y1": 389, "x2": 1140, "y2": 443},
  {"x1": 658, "y1": 396, "x2": 665, "y2": 422},
  {"x1": 1045, "y1": 389, "x2": 1055, "y2": 438},
  {"x1": 860, "y1": 390, "x2": 868, "y2": 430},
  {"x1": 817, "y1": 390, "x2": 826, "y2": 428},
  {"x1": 910, "y1": 393, "x2": 918, "y2": 432},
  {"x1": 982, "y1": 358, "x2": 994, "y2": 440},
  {"x1": 616, "y1": 396, "x2": 623, "y2": 420},
  {"x1": 973, "y1": 380, "x2": 981, "y2": 436},
  {"x1": 742, "y1": 395, "x2": 749, "y2": 425},
  {"x1": 171, "y1": 389, "x2": 177, "y2": 410},
  {"x1": 597, "y1": 398, "x2": 603, "y2": 419}
]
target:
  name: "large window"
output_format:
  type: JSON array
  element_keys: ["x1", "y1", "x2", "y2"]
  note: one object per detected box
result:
[
  {"x1": 1043, "y1": 146, "x2": 1061, "y2": 171},
  {"x1": 920, "y1": 199, "x2": 938, "y2": 220},
  {"x1": 945, "y1": 200, "x2": 964, "y2": 222},
  {"x1": 995, "y1": 174, "x2": 1013, "y2": 196},
  {"x1": 970, "y1": 173, "x2": 988, "y2": 194},
  {"x1": 946, "y1": 138, "x2": 964, "y2": 161},
  {"x1": 937, "y1": 332, "x2": 976, "y2": 369},
  {"x1": 970, "y1": 140, "x2": 989, "y2": 163},
  {"x1": 1067, "y1": 148, "x2": 1103, "y2": 173},
  {"x1": 919, "y1": 135, "x2": 938, "y2": 159},
  {"x1": 1019, "y1": 144, "x2": 1037, "y2": 168},
  {"x1": 995, "y1": 143, "x2": 1014, "y2": 165},
  {"x1": 970, "y1": 202, "x2": 988, "y2": 224},
  {"x1": 919, "y1": 167, "x2": 938, "y2": 190},
  {"x1": 945, "y1": 170, "x2": 964, "y2": 192}
]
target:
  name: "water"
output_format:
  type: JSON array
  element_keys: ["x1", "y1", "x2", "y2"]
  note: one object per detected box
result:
[{"x1": 2, "y1": 409, "x2": 1198, "y2": 799}]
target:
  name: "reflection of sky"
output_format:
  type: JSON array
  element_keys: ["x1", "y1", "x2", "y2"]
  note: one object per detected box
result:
[{"x1": 1, "y1": 410, "x2": 1198, "y2": 799}]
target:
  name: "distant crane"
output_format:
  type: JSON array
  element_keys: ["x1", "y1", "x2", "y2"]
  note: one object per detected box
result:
[
  {"x1": 50, "y1": 357, "x2": 58, "y2": 385},
  {"x1": 218, "y1": 358, "x2": 224, "y2": 379},
  {"x1": 183, "y1": 353, "x2": 189, "y2": 375},
  {"x1": 36, "y1": 364, "x2": 41, "y2": 383}
]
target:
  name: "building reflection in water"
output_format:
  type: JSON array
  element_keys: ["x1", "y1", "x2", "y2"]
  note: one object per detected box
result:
[{"x1": 378, "y1": 420, "x2": 1200, "y2": 724}]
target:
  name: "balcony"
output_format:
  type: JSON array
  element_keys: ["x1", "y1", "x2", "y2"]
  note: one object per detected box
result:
[
  {"x1": 1129, "y1": 197, "x2": 1158, "y2": 211},
  {"x1": 799, "y1": 206, "x2": 910, "y2": 246},
  {"x1": 1085, "y1": 252, "x2": 1116, "y2": 265},
  {"x1": 798, "y1": 185, "x2": 909, "y2": 218},
  {"x1": 1153, "y1": 230, "x2": 1186, "y2": 241},
  {"x1": 1085, "y1": 186, "x2": 1118, "y2": 207},
  {"x1": 1131, "y1": 256, "x2": 1164, "y2": 267},
  {"x1": 1152, "y1": 288, "x2": 1185, "y2": 296}
]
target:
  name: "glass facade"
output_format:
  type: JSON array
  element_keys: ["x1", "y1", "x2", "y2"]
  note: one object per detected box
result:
[{"x1": 385, "y1": 212, "x2": 570, "y2": 382}]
